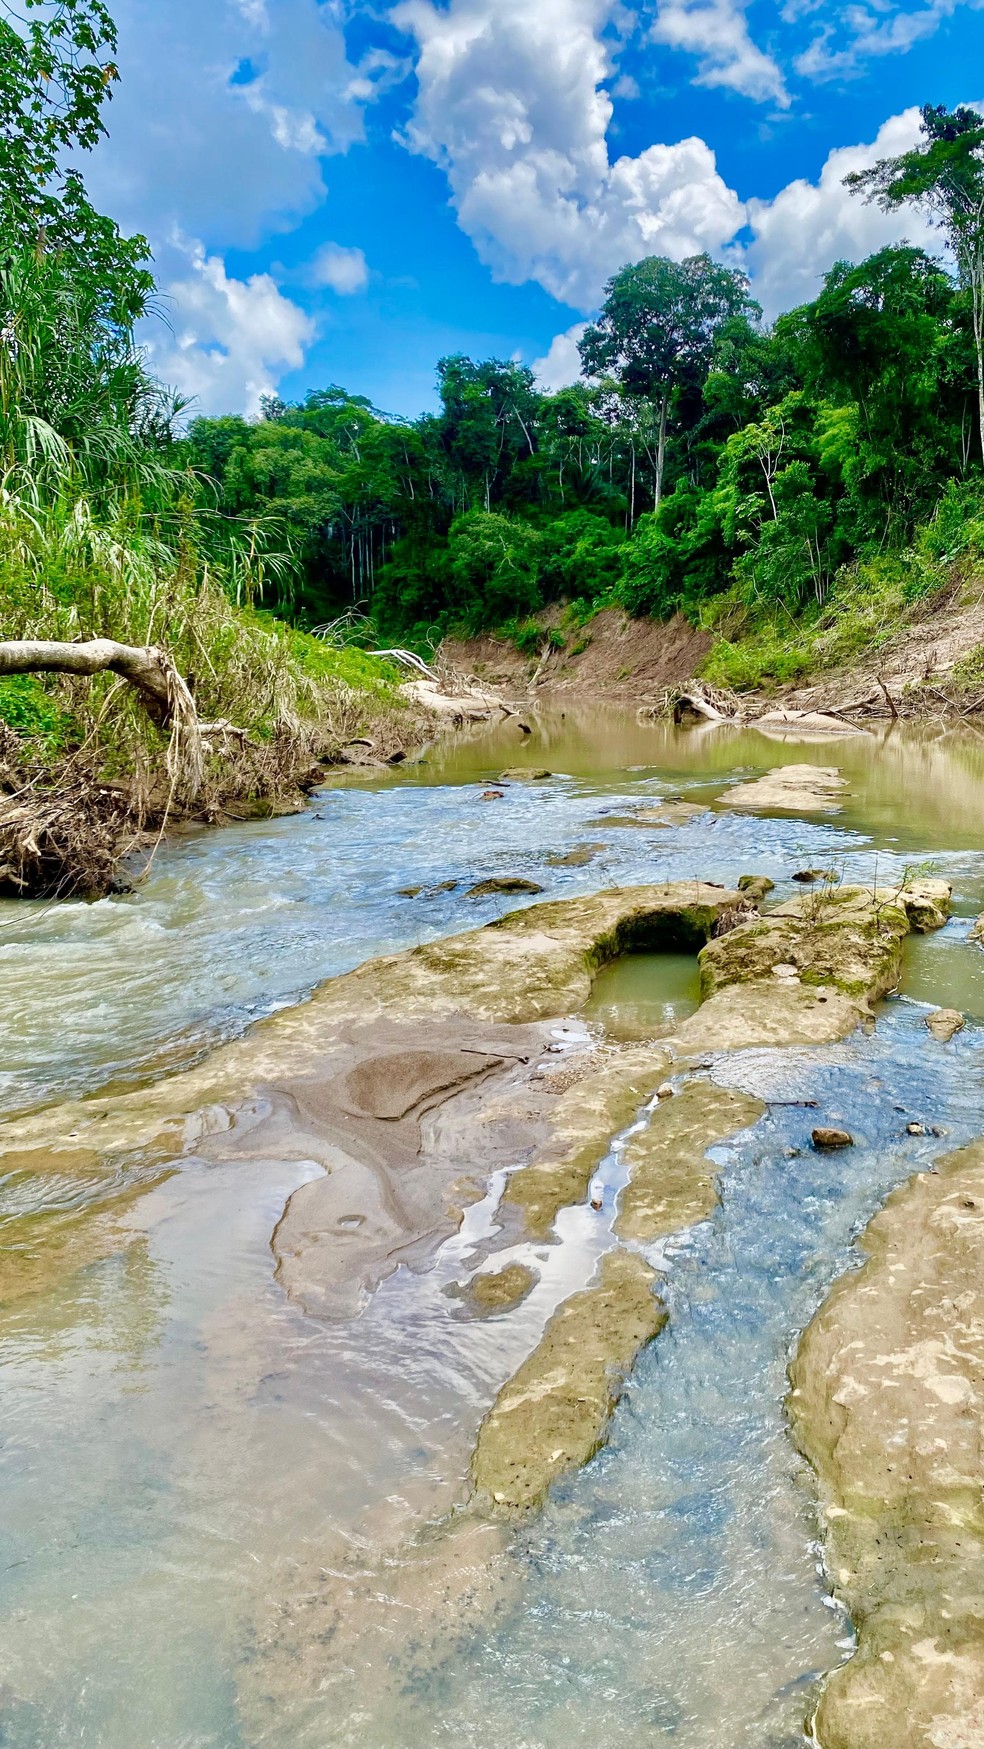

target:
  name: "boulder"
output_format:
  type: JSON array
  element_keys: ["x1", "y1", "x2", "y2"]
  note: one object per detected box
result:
[
  {"x1": 925, "y1": 1007, "x2": 965, "y2": 1043},
  {"x1": 737, "y1": 874, "x2": 775, "y2": 900}
]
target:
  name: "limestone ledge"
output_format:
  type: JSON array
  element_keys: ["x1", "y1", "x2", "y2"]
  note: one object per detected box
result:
[
  {"x1": 789, "y1": 1140, "x2": 984, "y2": 1749},
  {"x1": 470, "y1": 1249, "x2": 667, "y2": 1514}
]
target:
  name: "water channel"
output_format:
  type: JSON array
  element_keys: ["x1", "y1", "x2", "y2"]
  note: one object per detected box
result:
[{"x1": 2, "y1": 707, "x2": 984, "y2": 1747}]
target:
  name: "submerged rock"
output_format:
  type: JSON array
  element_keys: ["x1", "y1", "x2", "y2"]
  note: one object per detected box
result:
[
  {"x1": 718, "y1": 764, "x2": 846, "y2": 815},
  {"x1": 792, "y1": 868, "x2": 840, "y2": 884},
  {"x1": 462, "y1": 1261, "x2": 538, "y2": 1316},
  {"x1": 470, "y1": 1249, "x2": 666, "y2": 1515},
  {"x1": 467, "y1": 877, "x2": 544, "y2": 897},
  {"x1": 545, "y1": 842, "x2": 608, "y2": 867},
  {"x1": 789, "y1": 1138, "x2": 984, "y2": 1749},
  {"x1": 498, "y1": 767, "x2": 551, "y2": 781},
  {"x1": 925, "y1": 1007, "x2": 965, "y2": 1043}
]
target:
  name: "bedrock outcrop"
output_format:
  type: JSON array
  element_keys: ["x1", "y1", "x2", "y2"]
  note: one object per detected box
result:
[{"x1": 790, "y1": 1139, "x2": 984, "y2": 1749}]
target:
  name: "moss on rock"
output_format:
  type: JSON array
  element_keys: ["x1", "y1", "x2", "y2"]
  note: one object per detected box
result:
[
  {"x1": 470, "y1": 1249, "x2": 666, "y2": 1515},
  {"x1": 616, "y1": 1081, "x2": 765, "y2": 1243}
]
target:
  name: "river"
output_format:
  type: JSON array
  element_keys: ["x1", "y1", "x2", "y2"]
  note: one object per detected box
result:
[{"x1": 2, "y1": 707, "x2": 984, "y2": 1747}]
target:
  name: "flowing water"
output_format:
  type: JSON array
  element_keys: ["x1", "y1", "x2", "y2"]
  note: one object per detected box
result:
[{"x1": 2, "y1": 708, "x2": 984, "y2": 1747}]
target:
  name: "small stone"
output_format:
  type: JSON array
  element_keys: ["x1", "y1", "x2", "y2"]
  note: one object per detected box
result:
[
  {"x1": 925, "y1": 1008, "x2": 965, "y2": 1043},
  {"x1": 737, "y1": 874, "x2": 775, "y2": 900},
  {"x1": 656, "y1": 1083, "x2": 675, "y2": 1100},
  {"x1": 812, "y1": 1127, "x2": 854, "y2": 1150},
  {"x1": 907, "y1": 1122, "x2": 927, "y2": 1136},
  {"x1": 772, "y1": 963, "x2": 800, "y2": 981},
  {"x1": 792, "y1": 868, "x2": 839, "y2": 884},
  {"x1": 499, "y1": 768, "x2": 551, "y2": 781},
  {"x1": 398, "y1": 885, "x2": 423, "y2": 898},
  {"x1": 479, "y1": 790, "x2": 504, "y2": 801}
]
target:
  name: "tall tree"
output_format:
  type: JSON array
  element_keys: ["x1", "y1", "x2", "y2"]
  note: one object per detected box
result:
[
  {"x1": 846, "y1": 104, "x2": 984, "y2": 465},
  {"x1": 578, "y1": 254, "x2": 759, "y2": 514}
]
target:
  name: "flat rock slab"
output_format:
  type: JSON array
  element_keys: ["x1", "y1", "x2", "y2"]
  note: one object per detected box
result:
[
  {"x1": 790, "y1": 1139, "x2": 984, "y2": 1749},
  {"x1": 718, "y1": 763, "x2": 846, "y2": 814},
  {"x1": 470, "y1": 1249, "x2": 666, "y2": 1515},
  {"x1": 616, "y1": 1080, "x2": 765, "y2": 1242}
]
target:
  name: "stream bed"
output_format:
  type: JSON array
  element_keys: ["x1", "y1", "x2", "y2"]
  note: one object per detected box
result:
[{"x1": 2, "y1": 707, "x2": 984, "y2": 1747}]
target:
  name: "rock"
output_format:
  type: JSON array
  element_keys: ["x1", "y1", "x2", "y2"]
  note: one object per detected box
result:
[
  {"x1": 594, "y1": 801, "x2": 705, "y2": 830},
  {"x1": 971, "y1": 911, "x2": 984, "y2": 944},
  {"x1": 737, "y1": 874, "x2": 775, "y2": 900},
  {"x1": 387, "y1": 749, "x2": 406, "y2": 765},
  {"x1": 463, "y1": 1262, "x2": 538, "y2": 1316},
  {"x1": 897, "y1": 878, "x2": 952, "y2": 932},
  {"x1": 399, "y1": 880, "x2": 459, "y2": 899},
  {"x1": 719, "y1": 764, "x2": 846, "y2": 815},
  {"x1": 792, "y1": 868, "x2": 839, "y2": 884},
  {"x1": 812, "y1": 1127, "x2": 854, "y2": 1149},
  {"x1": 789, "y1": 1137, "x2": 984, "y2": 1749},
  {"x1": 470, "y1": 1249, "x2": 666, "y2": 1515},
  {"x1": 616, "y1": 1082, "x2": 765, "y2": 1244},
  {"x1": 398, "y1": 886, "x2": 422, "y2": 898},
  {"x1": 925, "y1": 1007, "x2": 965, "y2": 1043},
  {"x1": 467, "y1": 877, "x2": 545, "y2": 898},
  {"x1": 906, "y1": 1121, "x2": 927, "y2": 1136},
  {"x1": 698, "y1": 882, "x2": 952, "y2": 1010},
  {"x1": 545, "y1": 843, "x2": 608, "y2": 868},
  {"x1": 479, "y1": 790, "x2": 504, "y2": 801},
  {"x1": 655, "y1": 1083, "x2": 674, "y2": 1100},
  {"x1": 499, "y1": 768, "x2": 551, "y2": 781}
]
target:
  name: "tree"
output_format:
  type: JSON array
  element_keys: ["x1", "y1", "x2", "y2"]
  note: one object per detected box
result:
[
  {"x1": 578, "y1": 254, "x2": 760, "y2": 514},
  {"x1": 0, "y1": 0, "x2": 153, "y2": 322},
  {"x1": 847, "y1": 104, "x2": 984, "y2": 465}
]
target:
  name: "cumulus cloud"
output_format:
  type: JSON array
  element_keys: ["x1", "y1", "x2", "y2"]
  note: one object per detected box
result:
[
  {"x1": 309, "y1": 242, "x2": 371, "y2": 293},
  {"x1": 651, "y1": 0, "x2": 790, "y2": 107},
  {"x1": 86, "y1": 0, "x2": 367, "y2": 249},
  {"x1": 145, "y1": 237, "x2": 315, "y2": 417},
  {"x1": 745, "y1": 107, "x2": 938, "y2": 315},
  {"x1": 392, "y1": 0, "x2": 745, "y2": 308},
  {"x1": 532, "y1": 322, "x2": 589, "y2": 390}
]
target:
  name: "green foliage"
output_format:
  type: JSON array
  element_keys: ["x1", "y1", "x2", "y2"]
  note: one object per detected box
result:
[{"x1": 0, "y1": 675, "x2": 71, "y2": 750}]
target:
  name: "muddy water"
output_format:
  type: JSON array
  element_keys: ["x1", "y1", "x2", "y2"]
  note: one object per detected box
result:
[{"x1": 2, "y1": 707, "x2": 984, "y2": 1747}]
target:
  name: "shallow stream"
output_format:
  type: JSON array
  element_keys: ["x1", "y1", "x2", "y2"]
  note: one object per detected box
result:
[{"x1": 2, "y1": 708, "x2": 984, "y2": 1747}]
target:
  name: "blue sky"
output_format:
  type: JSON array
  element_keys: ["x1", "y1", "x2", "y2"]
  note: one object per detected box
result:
[{"x1": 82, "y1": 0, "x2": 984, "y2": 420}]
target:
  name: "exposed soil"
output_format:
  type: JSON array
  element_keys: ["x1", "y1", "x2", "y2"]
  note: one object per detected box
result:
[{"x1": 444, "y1": 608, "x2": 712, "y2": 701}]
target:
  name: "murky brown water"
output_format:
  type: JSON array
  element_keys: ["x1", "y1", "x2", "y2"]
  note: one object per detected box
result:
[{"x1": 2, "y1": 708, "x2": 984, "y2": 1747}]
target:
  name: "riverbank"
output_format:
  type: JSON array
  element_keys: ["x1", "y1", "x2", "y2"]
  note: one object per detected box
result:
[{"x1": 443, "y1": 554, "x2": 984, "y2": 724}]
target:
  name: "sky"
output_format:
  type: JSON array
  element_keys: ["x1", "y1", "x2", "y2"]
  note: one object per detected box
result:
[{"x1": 80, "y1": 0, "x2": 984, "y2": 421}]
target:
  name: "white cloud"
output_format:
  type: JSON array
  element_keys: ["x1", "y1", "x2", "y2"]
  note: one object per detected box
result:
[
  {"x1": 392, "y1": 0, "x2": 745, "y2": 309},
  {"x1": 532, "y1": 322, "x2": 589, "y2": 390},
  {"x1": 144, "y1": 237, "x2": 315, "y2": 417},
  {"x1": 651, "y1": 0, "x2": 790, "y2": 107},
  {"x1": 746, "y1": 107, "x2": 939, "y2": 315},
  {"x1": 86, "y1": 0, "x2": 367, "y2": 249},
  {"x1": 795, "y1": 0, "x2": 984, "y2": 80},
  {"x1": 309, "y1": 242, "x2": 370, "y2": 293}
]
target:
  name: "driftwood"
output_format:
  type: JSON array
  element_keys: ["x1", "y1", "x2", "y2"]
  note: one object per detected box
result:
[{"x1": 0, "y1": 638, "x2": 179, "y2": 720}]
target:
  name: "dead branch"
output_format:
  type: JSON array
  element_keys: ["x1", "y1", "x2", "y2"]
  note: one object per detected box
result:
[{"x1": 0, "y1": 638, "x2": 177, "y2": 720}]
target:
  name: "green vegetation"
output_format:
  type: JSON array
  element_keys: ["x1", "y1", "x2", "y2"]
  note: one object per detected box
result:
[
  {"x1": 0, "y1": 0, "x2": 405, "y2": 890},
  {"x1": 184, "y1": 105, "x2": 984, "y2": 678}
]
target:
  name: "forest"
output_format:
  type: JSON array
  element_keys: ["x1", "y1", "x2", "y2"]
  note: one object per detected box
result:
[{"x1": 183, "y1": 101, "x2": 984, "y2": 684}]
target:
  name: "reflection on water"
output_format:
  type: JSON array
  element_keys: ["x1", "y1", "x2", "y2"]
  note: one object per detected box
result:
[{"x1": 2, "y1": 709, "x2": 984, "y2": 1745}]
